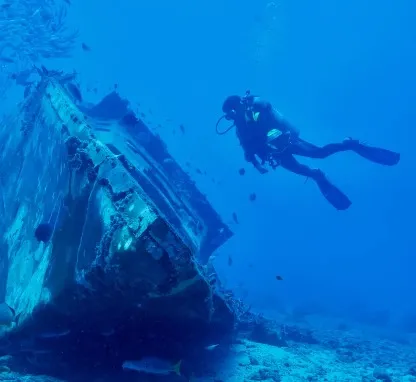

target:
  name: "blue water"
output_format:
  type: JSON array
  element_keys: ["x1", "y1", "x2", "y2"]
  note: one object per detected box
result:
[
  {"x1": 1, "y1": 0, "x2": 415, "y2": 379},
  {"x1": 57, "y1": 0, "x2": 415, "y2": 329}
]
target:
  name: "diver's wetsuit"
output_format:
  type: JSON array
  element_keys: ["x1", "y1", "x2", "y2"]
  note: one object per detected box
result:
[
  {"x1": 236, "y1": 97, "x2": 353, "y2": 174},
  {"x1": 235, "y1": 97, "x2": 400, "y2": 210},
  {"x1": 279, "y1": 139, "x2": 353, "y2": 178}
]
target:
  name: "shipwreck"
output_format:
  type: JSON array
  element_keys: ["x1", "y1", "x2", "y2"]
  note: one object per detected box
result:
[{"x1": 0, "y1": 68, "x2": 234, "y2": 376}]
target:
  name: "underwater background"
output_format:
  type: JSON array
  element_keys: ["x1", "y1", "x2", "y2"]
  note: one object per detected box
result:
[
  {"x1": 58, "y1": 0, "x2": 415, "y2": 328},
  {"x1": 0, "y1": 0, "x2": 415, "y2": 381}
]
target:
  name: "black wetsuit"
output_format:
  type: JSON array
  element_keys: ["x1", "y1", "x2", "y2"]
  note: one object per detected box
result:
[{"x1": 235, "y1": 97, "x2": 400, "y2": 210}]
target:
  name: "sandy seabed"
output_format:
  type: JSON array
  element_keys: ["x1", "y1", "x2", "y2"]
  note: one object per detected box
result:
[{"x1": 1, "y1": 323, "x2": 415, "y2": 382}]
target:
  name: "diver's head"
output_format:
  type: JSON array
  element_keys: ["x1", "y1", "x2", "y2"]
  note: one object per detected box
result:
[{"x1": 222, "y1": 95, "x2": 245, "y2": 121}]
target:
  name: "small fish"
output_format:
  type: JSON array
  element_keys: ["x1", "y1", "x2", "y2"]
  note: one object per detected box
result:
[
  {"x1": 232, "y1": 212, "x2": 239, "y2": 224},
  {"x1": 122, "y1": 358, "x2": 181, "y2": 376},
  {"x1": 34, "y1": 222, "x2": 53, "y2": 243},
  {"x1": 204, "y1": 344, "x2": 219, "y2": 351},
  {"x1": 0, "y1": 365, "x2": 10, "y2": 373},
  {"x1": 249, "y1": 193, "x2": 257, "y2": 201},
  {"x1": 37, "y1": 329, "x2": 70, "y2": 339},
  {"x1": 81, "y1": 43, "x2": 91, "y2": 52},
  {"x1": 276, "y1": 275, "x2": 283, "y2": 281},
  {"x1": 0, "y1": 303, "x2": 20, "y2": 327},
  {"x1": 163, "y1": 158, "x2": 174, "y2": 165},
  {"x1": 179, "y1": 124, "x2": 185, "y2": 134},
  {"x1": 238, "y1": 168, "x2": 246, "y2": 176},
  {"x1": 22, "y1": 349, "x2": 52, "y2": 355},
  {"x1": 228, "y1": 255, "x2": 233, "y2": 266},
  {"x1": 0, "y1": 56, "x2": 14, "y2": 64}
]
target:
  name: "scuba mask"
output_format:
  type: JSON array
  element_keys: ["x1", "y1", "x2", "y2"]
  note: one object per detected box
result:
[{"x1": 215, "y1": 90, "x2": 256, "y2": 135}]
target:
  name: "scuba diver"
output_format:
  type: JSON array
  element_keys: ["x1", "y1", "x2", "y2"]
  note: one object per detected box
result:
[{"x1": 217, "y1": 91, "x2": 400, "y2": 210}]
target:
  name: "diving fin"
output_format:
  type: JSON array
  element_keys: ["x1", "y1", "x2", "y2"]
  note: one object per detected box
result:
[
  {"x1": 347, "y1": 141, "x2": 400, "y2": 166},
  {"x1": 314, "y1": 171, "x2": 351, "y2": 210}
]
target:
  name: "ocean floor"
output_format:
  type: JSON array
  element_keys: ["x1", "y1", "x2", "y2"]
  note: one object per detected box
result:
[
  {"x1": 210, "y1": 331, "x2": 416, "y2": 382},
  {"x1": 0, "y1": 322, "x2": 415, "y2": 382},
  {"x1": 210, "y1": 341, "x2": 416, "y2": 382}
]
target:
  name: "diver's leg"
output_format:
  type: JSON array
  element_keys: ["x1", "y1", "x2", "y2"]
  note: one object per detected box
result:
[
  {"x1": 278, "y1": 152, "x2": 317, "y2": 177},
  {"x1": 290, "y1": 138, "x2": 400, "y2": 165},
  {"x1": 279, "y1": 154, "x2": 351, "y2": 210},
  {"x1": 288, "y1": 139, "x2": 350, "y2": 159}
]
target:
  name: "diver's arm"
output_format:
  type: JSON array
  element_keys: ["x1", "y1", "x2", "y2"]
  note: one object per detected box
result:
[
  {"x1": 245, "y1": 152, "x2": 268, "y2": 174},
  {"x1": 253, "y1": 160, "x2": 268, "y2": 174},
  {"x1": 241, "y1": 138, "x2": 268, "y2": 174},
  {"x1": 237, "y1": 123, "x2": 268, "y2": 174}
]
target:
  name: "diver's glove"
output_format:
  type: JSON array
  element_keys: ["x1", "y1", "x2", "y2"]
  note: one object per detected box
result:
[{"x1": 251, "y1": 157, "x2": 268, "y2": 174}]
